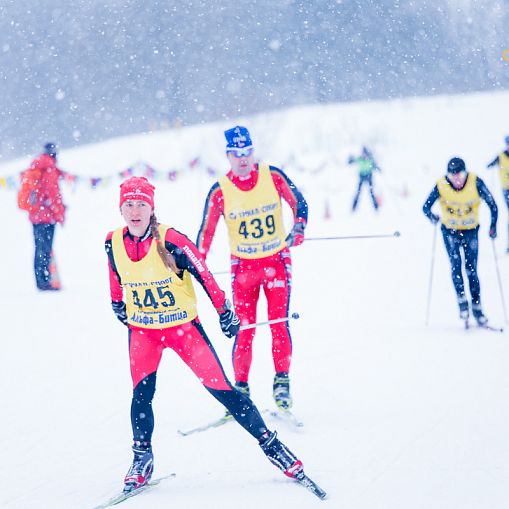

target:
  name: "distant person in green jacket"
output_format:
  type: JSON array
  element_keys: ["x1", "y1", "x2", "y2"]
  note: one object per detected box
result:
[{"x1": 348, "y1": 147, "x2": 381, "y2": 211}]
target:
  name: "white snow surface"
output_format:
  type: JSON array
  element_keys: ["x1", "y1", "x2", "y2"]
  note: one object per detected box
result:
[{"x1": 1, "y1": 91, "x2": 509, "y2": 509}]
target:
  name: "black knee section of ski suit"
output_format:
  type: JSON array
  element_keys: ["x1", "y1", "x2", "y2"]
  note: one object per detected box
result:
[
  {"x1": 131, "y1": 372, "x2": 157, "y2": 443},
  {"x1": 205, "y1": 386, "x2": 268, "y2": 439}
]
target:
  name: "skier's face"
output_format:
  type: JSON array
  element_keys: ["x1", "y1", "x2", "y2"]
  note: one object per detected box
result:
[
  {"x1": 121, "y1": 199, "x2": 153, "y2": 237},
  {"x1": 448, "y1": 170, "x2": 467, "y2": 190},
  {"x1": 227, "y1": 148, "x2": 255, "y2": 177}
]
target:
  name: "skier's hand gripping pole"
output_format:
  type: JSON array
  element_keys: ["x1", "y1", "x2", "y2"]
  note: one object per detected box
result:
[{"x1": 240, "y1": 313, "x2": 300, "y2": 331}]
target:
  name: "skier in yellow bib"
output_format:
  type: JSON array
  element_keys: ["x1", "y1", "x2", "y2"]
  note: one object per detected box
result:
[
  {"x1": 197, "y1": 126, "x2": 308, "y2": 412},
  {"x1": 423, "y1": 158, "x2": 498, "y2": 326},
  {"x1": 487, "y1": 135, "x2": 509, "y2": 252}
]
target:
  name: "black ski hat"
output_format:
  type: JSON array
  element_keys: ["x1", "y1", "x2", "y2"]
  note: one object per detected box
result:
[
  {"x1": 447, "y1": 157, "x2": 465, "y2": 174},
  {"x1": 43, "y1": 142, "x2": 57, "y2": 158}
]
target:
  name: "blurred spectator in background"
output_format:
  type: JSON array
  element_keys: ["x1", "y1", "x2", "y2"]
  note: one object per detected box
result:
[
  {"x1": 18, "y1": 142, "x2": 65, "y2": 291},
  {"x1": 348, "y1": 147, "x2": 381, "y2": 211}
]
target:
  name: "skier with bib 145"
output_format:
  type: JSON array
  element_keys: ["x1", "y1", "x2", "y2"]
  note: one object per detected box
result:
[
  {"x1": 423, "y1": 157, "x2": 498, "y2": 326},
  {"x1": 196, "y1": 126, "x2": 308, "y2": 415},
  {"x1": 105, "y1": 176, "x2": 320, "y2": 495}
]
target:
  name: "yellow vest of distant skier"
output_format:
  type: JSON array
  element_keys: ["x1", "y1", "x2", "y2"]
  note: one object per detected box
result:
[
  {"x1": 498, "y1": 152, "x2": 509, "y2": 189},
  {"x1": 219, "y1": 164, "x2": 287, "y2": 259},
  {"x1": 437, "y1": 173, "x2": 480, "y2": 230},
  {"x1": 111, "y1": 225, "x2": 197, "y2": 328}
]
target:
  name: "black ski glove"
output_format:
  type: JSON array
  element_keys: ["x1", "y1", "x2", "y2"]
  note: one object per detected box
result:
[
  {"x1": 430, "y1": 213, "x2": 440, "y2": 225},
  {"x1": 111, "y1": 300, "x2": 129, "y2": 326},
  {"x1": 489, "y1": 226, "x2": 497, "y2": 239},
  {"x1": 218, "y1": 299, "x2": 240, "y2": 338},
  {"x1": 285, "y1": 221, "x2": 306, "y2": 247}
]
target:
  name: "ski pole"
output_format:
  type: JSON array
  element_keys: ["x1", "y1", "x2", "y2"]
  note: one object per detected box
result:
[
  {"x1": 425, "y1": 222, "x2": 438, "y2": 326},
  {"x1": 212, "y1": 233, "x2": 401, "y2": 275},
  {"x1": 239, "y1": 313, "x2": 300, "y2": 330},
  {"x1": 491, "y1": 239, "x2": 508, "y2": 324},
  {"x1": 305, "y1": 231, "x2": 400, "y2": 241}
]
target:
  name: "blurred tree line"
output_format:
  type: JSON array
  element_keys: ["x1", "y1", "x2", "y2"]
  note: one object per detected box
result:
[{"x1": 0, "y1": 0, "x2": 507, "y2": 160}]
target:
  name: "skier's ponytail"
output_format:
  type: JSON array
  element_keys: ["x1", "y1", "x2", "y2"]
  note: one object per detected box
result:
[{"x1": 150, "y1": 215, "x2": 180, "y2": 274}]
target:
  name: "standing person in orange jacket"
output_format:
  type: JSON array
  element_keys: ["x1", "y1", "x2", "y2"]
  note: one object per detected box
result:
[{"x1": 18, "y1": 143, "x2": 65, "y2": 291}]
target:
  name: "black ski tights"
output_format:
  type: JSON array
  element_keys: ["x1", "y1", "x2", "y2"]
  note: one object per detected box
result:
[{"x1": 442, "y1": 225, "x2": 480, "y2": 305}]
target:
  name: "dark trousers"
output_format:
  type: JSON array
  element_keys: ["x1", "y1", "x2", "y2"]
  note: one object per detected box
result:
[
  {"x1": 442, "y1": 225, "x2": 480, "y2": 306},
  {"x1": 33, "y1": 223, "x2": 55, "y2": 289},
  {"x1": 353, "y1": 174, "x2": 378, "y2": 210}
]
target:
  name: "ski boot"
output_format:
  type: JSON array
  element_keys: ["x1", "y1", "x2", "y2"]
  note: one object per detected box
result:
[
  {"x1": 459, "y1": 300, "x2": 469, "y2": 321},
  {"x1": 124, "y1": 441, "x2": 154, "y2": 493},
  {"x1": 472, "y1": 303, "x2": 488, "y2": 326},
  {"x1": 224, "y1": 382, "x2": 250, "y2": 419},
  {"x1": 273, "y1": 373, "x2": 293, "y2": 410},
  {"x1": 259, "y1": 430, "x2": 304, "y2": 478}
]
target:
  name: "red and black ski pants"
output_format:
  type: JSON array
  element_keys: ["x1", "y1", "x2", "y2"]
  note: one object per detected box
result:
[
  {"x1": 231, "y1": 249, "x2": 293, "y2": 383},
  {"x1": 128, "y1": 319, "x2": 267, "y2": 443}
]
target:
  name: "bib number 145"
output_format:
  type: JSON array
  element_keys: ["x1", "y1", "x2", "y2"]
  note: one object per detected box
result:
[{"x1": 132, "y1": 285, "x2": 175, "y2": 309}]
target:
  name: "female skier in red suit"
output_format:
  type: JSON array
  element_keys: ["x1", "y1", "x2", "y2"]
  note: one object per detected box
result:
[{"x1": 105, "y1": 176, "x2": 309, "y2": 493}]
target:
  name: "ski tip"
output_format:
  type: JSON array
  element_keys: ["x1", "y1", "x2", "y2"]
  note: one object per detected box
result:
[
  {"x1": 291, "y1": 312, "x2": 300, "y2": 320},
  {"x1": 394, "y1": 231, "x2": 401, "y2": 237}
]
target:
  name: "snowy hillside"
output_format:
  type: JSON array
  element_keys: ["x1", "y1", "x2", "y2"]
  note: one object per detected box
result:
[{"x1": 1, "y1": 90, "x2": 509, "y2": 509}]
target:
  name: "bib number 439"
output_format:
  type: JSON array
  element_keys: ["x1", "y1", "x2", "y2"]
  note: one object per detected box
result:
[{"x1": 239, "y1": 214, "x2": 275, "y2": 239}]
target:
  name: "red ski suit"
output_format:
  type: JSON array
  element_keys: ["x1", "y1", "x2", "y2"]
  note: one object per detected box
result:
[{"x1": 196, "y1": 164, "x2": 308, "y2": 382}]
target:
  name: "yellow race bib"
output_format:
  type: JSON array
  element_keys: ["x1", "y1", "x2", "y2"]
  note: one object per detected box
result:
[
  {"x1": 111, "y1": 225, "x2": 198, "y2": 328},
  {"x1": 219, "y1": 164, "x2": 287, "y2": 259},
  {"x1": 498, "y1": 152, "x2": 509, "y2": 190},
  {"x1": 437, "y1": 173, "x2": 480, "y2": 230}
]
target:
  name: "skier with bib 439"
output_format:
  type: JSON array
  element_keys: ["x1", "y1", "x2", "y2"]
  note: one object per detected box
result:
[
  {"x1": 423, "y1": 157, "x2": 498, "y2": 326},
  {"x1": 197, "y1": 126, "x2": 308, "y2": 415},
  {"x1": 105, "y1": 177, "x2": 322, "y2": 496}
]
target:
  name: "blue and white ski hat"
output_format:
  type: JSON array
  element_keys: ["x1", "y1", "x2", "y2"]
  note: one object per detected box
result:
[
  {"x1": 505, "y1": 135, "x2": 509, "y2": 145},
  {"x1": 225, "y1": 126, "x2": 253, "y2": 150}
]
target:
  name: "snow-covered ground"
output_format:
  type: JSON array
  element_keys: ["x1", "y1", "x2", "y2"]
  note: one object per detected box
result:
[{"x1": 1, "y1": 90, "x2": 509, "y2": 509}]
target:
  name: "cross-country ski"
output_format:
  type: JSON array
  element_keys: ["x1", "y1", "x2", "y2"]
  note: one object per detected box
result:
[
  {"x1": 178, "y1": 414, "x2": 234, "y2": 436},
  {"x1": 270, "y1": 408, "x2": 304, "y2": 427},
  {"x1": 92, "y1": 475, "x2": 175, "y2": 508}
]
